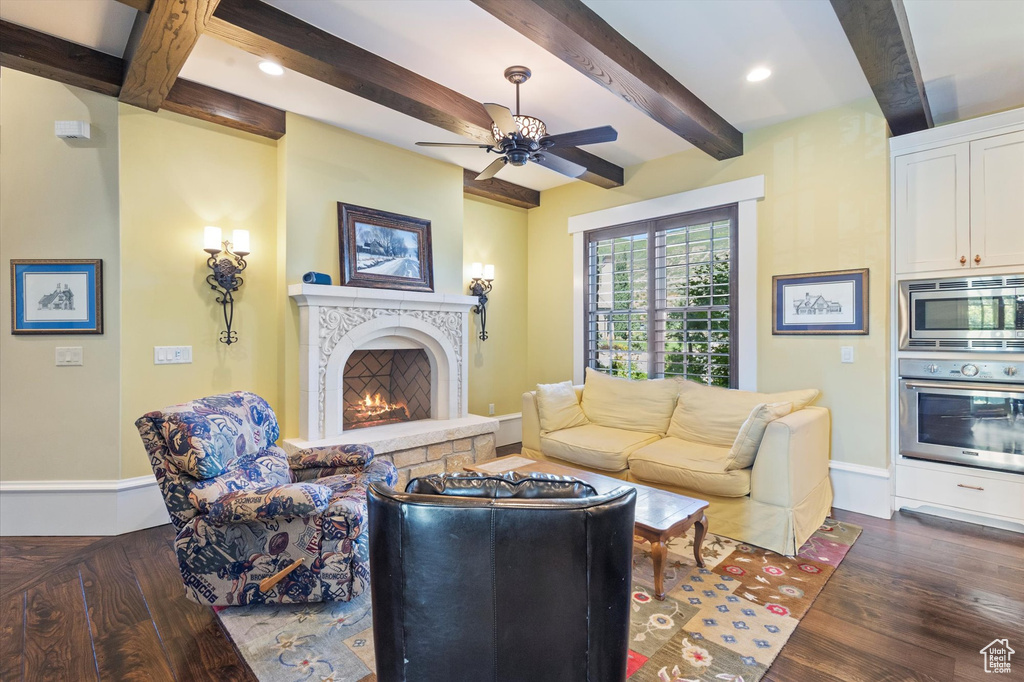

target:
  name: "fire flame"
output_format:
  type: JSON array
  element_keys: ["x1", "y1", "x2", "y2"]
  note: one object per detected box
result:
[{"x1": 349, "y1": 393, "x2": 408, "y2": 421}]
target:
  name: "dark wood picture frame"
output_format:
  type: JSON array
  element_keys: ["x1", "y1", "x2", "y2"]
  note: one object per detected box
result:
[
  {"x1": 772, "y1": 268, "x2": 869, "y2": 335},
  {"x1": 10, "y1": 258, "x2": 104, "y2": 334},
  {"x1": 338, "y1": 203, "x2": 433, "y2": 293}
]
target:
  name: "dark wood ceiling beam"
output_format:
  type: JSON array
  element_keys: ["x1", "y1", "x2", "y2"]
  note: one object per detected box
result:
[
  {"x1": 830, "y1": 0, "x2": 932, "y2": 136},
  {"x1": 163, "y1": 78, "x2": 285, "y2": 139},
  {"x1": 0, "y1": 20, "x2": 122, "y2": 96},
  {"x1": 0, "y1": 20, "x2": 285, "y2": 140},
  {"x1": 470, "y1": 0, "x2": 743, "y2": 160},
  {"x1": 119, "y1": 0, "x2": 221, "y2": 111},
  {"x1": 206, "y1": 0, "x2": 622, "y2": 187},
  {"x1": 463, "y1": 169, "x2": 540, "y2": 209}
]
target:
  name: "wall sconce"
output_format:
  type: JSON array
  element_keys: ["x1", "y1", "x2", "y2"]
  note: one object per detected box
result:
[
  {"x1": 203, "y1": 226, "x2": 249, "y2": 345},
  {"x1": 469, "y1": 262, "x2": 495, "y2": 341}
]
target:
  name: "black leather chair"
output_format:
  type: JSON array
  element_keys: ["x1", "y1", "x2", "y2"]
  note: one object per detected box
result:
[{"x1": 368, "y1": 472, "x2": 637, "y2": 682}]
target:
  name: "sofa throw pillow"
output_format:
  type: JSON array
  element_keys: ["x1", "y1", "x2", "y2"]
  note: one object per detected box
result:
[
  {"x1": 536, "y1": 381, "x2": 589, "y2": 432},
  {"x1": 580, "y1": 367, "x2": 680, "y2": 434},
  {"x1": 669, "y1": 380, "x2": 819, "y2": 447},
  {"x1": 726, "y1": 402, "x2": 793, "y2": 470}
]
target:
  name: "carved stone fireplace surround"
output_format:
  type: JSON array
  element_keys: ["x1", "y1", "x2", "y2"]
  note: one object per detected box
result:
[{"x1": 285, "y1": 284, "x2": 498, "y2": 487}]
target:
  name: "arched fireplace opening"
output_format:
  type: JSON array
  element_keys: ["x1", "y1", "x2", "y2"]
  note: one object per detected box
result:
[{"x1": 343, "y1": 348, "x2": 430, "y2": 430}]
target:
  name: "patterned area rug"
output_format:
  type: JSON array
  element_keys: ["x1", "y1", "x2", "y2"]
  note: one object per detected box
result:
[{"x1": 215, "y1": 518, "x2": 861, "y2": 682}]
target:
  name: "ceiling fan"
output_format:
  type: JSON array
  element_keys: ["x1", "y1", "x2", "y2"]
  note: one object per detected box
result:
[{"x1": 416, "y1": 66, "x2": 618, "y2": 181}]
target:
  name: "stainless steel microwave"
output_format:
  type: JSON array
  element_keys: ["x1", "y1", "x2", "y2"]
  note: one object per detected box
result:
[{"x1": 899, "y1": 274, "x2": 1024, "y2": 352}]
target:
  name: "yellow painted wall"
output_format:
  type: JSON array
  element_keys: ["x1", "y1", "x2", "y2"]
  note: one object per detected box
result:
[
  {"x1": 527, "y1": 99, "x2": 890, "y2": 468},
  {"x1": 118, "y1": 107, "x2": 280, "y2": 478},
  {"x1": 0, "y1": 70, "x2": 122, "y2": 481},
  {"x1": 278, "y1": 114, "x2": 465, "y2": 437},
  {"x1": 463, "y1": 196, "x2": 529, "y2": 416}
]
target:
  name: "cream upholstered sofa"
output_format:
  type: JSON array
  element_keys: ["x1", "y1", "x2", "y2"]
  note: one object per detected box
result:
[{"x1": 521, "y1": 370, "x2": 833, "y2": 556}]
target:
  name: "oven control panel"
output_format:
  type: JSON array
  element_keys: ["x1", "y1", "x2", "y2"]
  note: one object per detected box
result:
[{"x1": 899, "y1": 359, "x2": 1023, "y2": 383}]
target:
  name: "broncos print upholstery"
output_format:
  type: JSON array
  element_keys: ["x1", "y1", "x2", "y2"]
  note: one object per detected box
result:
[{"x1": 136, "y1": 391, "x2": 397, "y2": 606}]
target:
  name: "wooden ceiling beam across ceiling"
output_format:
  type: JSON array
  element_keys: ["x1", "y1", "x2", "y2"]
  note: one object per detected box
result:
[
  {"x1": 119, "y1": 0, "x2": 222, "y2": 111},
  {"x1": 463, "y1": 169, "x2": 541, "y2": 209},
  {"x1": 0, "y1": 20, "x2": 122, "y2": 96},
  {"x1": 0, "y1": 20, "x2": 285, "y2": 140},
  {"x1": 829, "y1": 0, "x2": 932, "y2": 136},
  {"x1": 206, "y1": 0, "x2": 623, "y2": 188},
  {"x1": 470, "y1": 0, "x2": 743, "y2": 161}
]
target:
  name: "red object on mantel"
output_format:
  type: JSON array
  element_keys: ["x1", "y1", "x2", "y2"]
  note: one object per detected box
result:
[{"x1": 344, "y1": 392, "x2": 410, "y2": 430}]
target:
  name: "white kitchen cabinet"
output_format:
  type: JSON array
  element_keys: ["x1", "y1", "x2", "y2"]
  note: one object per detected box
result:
[
  {"x1": 891, "y1": 110, "x2": 1024, "y2": 276},
  {"x1": 970, "y1": 130, "x2": 1024, "y2": 270},
  {"x1": 894, "y1": 143, "x2": 970, "y2": 274}
]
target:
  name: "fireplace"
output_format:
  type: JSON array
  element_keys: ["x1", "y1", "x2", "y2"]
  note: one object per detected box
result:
[{"x1": 343, "y1": 349, "x2": 430, "y2": 430}]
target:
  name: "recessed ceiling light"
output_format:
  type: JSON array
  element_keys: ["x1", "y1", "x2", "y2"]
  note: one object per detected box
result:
[
  {"x1": 746, "y1": 67, "x2": 772, "y2": 83},
  {"x1": 259, "y1": 61, "x2": 284, "y2": 76}
]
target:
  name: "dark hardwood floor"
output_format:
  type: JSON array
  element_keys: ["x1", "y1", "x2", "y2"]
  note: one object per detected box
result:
[{"x1": 1, "y1": 493, "x2": 1021, "y2": 680}]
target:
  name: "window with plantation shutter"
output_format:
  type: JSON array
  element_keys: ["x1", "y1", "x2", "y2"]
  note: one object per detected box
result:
[{"x1": 584, "y1": 205, "x2": 738, "y2": 387}]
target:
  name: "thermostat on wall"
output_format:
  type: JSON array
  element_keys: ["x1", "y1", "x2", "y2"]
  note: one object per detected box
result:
[{"x1": 55, "y1": 121, "x2": 91, "y2": 139}]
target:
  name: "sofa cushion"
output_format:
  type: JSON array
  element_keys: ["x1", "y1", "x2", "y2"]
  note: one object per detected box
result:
[
  {"x1": 668, "y1": 381, "x2": 819, "y2": 447},
  {"x1": 628, "y1": 437, "x2": 751, "y2": 497},
  {"x1": 580, "y1": 368, "x2": 680, "y2": 434},
  {"x1": 536, "y1": 381, "x2": 590, "y2": 432},
  {"x1": 726, "y1": 402, "x2": 793, "y2": 470},
  {"x1": 541, "y1": 424, "x2": 660, "y2": 472}
]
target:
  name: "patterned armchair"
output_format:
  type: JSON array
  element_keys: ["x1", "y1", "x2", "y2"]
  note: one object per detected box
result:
[{"x1": 136, "y1": 391, "x2": 397, "y2": 606}]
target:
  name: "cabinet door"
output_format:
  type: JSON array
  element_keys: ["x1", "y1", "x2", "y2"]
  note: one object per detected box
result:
[
  {"x1": 894, "y1": 144, "x2": 971, "y2": 274},
  {"x1": 970, "y1": 131, "x2": 1024, "y2": 269}
]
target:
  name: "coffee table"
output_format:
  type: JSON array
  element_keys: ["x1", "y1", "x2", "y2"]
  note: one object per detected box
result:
[{"x1": 466, "y1": 455, "x2": 709, "y2": 600}]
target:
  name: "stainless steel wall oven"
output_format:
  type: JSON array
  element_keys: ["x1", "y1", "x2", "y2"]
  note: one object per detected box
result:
[{"x1": 899, "y1": 359, "x2": 1024, "y2": 474}]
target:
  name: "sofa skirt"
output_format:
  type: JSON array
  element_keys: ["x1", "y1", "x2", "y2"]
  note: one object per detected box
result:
[{"x1": 521, "y1": 447, "x2": 832, "y2": 556}]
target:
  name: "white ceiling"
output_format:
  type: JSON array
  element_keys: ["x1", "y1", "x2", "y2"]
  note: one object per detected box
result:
[
  {"x1": 2, "y1": 0, "x2": 1023, "y2": 191},
  {"x1": 904, "y1": 0, "x2": 1024, "y2": 125}
]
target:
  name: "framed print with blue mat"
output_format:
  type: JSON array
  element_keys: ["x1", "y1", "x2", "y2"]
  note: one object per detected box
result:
[
  {"x1": 772, "y1": 268, "x2": 868, "y2": 335},
  {"x1": 10, "y1": 259, "x2": 103, "y2": 334}
]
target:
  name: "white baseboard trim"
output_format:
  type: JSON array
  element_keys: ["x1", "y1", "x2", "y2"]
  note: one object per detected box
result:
[
  {"x1": 894, "y1": 497, "x2": 1024, "y2": 534},
  {"x1": 495, "y1": 412, "x2": 522, "y2": 447},
  {"x1": 829, "y1": 461, "x2": 893, "y2": 519},
  {"x1": 0, "y1": 475, "x2": 169, "y2": 536}
]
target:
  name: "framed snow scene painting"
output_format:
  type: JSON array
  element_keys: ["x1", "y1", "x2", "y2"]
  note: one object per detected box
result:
[
  {"x1": 338, "y1": 203, "x2": 433, "y2": 293},
  {"x1": 10, "y1": 259, "x2": 103, "y2": 334}
]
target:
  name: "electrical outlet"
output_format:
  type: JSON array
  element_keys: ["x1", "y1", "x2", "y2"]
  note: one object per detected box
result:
[
  {"x1": 840, "y1": 346, "x2": 855, "y2": 364},
  {"x1": 55, "y1": 346, "x2": 83, "y2": 366},
  {"x1": 488, "y1": 403, "x2": 496, "y2": 416},
  {"x1": 154, "y1": 346, "x2": 193, "y2": 365}
]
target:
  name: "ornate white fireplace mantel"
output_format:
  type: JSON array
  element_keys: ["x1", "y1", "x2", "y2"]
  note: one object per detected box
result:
[{"x1": 287, "y1": 284, "x2": 496, "y2": 452}]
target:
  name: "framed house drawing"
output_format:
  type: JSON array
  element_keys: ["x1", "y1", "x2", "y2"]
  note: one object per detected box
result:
[
  {"x1": 10, "y1": 259, "x2": 104, "y2": 334},
  {"x1": 772, "y1": 268, "x2": 868, "y2": 335}
]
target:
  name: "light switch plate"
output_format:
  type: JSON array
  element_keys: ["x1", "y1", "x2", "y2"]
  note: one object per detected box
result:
[
  {"x1": 840, "y1": 346, "x2": 855, "y2": 363},
  {"x1": 154, "y1": 346, "x2": 193, "y2": 364},
  {"x1": 55, "y1": 346, "x2": 83, "y2": 366}
]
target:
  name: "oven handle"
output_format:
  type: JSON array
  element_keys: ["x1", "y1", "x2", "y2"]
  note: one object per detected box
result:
[{"x1": 903, "y1": 380, "x2": 1024, "y2": 394}]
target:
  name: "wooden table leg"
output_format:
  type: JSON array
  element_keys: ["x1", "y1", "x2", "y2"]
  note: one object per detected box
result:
[
  {"x1": 693, "y1": 514, "x2": 708, "y2": 568},
  {"x1": 651, "y1": 539, "x2": 668, "y2": 600}
]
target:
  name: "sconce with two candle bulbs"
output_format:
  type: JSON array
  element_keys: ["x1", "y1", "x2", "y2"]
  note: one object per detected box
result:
[
  {"x1": 203, "y1": 226, "x2": 250, "y2": 345},
  {"x1": 469, "y1": 262, "x2": 495, "y2": 341}
]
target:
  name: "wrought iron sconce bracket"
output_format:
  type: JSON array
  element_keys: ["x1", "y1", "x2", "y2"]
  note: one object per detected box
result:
[
  {"x1": 469, "y1": 277, "x2": 493, "y2": 341},
  {"x1": 205, "y1": 241, "x2": 248, "y2": 345}
]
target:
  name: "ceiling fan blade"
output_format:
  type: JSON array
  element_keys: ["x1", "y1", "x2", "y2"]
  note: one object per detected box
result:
[
  {"x1": 475, "y1": 157, "x2": 507, "y2": 181},
  {"x1": 416, "y1": 142, "x2": 493, "y2": 148},
  {"x1": 532, "y1": 152, "x2": 586, "y2": 179},
  {"x1": 484, "y1": 103, "x2": 517, "y2": 138},
  {"x1": 541, "y1": 125, "x2": 618, "y2": 148}
]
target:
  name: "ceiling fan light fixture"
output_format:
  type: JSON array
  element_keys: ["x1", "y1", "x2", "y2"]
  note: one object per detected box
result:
[{"x1": 491, "y1": 115, "x2": 547, "y2": 144}]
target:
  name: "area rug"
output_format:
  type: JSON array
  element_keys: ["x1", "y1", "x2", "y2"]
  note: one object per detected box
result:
[{"x1": 215, "y1": 517, "x2": 861, "y2": 682}]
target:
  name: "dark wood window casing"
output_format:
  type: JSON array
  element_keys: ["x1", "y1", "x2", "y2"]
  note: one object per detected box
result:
[{"x1": 583, "y1": 204, "x2": 739, "y2": 387}]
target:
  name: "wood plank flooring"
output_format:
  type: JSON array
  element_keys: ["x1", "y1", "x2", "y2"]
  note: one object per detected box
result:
[{"x1": 1, "y1": 500, "x2": 1021, "y2": 680}]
